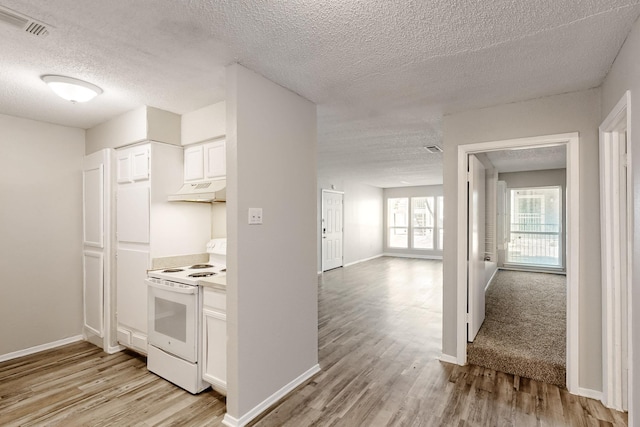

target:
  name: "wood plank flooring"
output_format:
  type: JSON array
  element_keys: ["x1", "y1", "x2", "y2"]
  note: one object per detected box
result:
[
  {"x1": 0, "y1": 342, "x2": 226, "y2": 426},
  {"x1": 252, "y1": 257, "x2": 626, "y2": 426},
  {"x1": 0, "y1": 257, "x2": 628, "y2": 426}
]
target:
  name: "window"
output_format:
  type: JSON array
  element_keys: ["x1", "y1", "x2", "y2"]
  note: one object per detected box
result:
[
  {"x1": 412, "y1": 197, "x2": 435, "y2": 249},
  {"x1": 388, "y1": 198, "x2": 409, "y2": 248},
  {"x1": 506, "y1": 186, "x2": 561, "y2": 267},
  {"x1": 437, "y1": 196, "x2": 444, "y2": 250},
  {"x1": 387, "y1": 195, "x2": 443, "y2": 250}
]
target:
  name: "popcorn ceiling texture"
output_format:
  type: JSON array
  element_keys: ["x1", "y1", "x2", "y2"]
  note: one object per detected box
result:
[{"x1": 1, "y1": 1, "x2": 639, "y2": 186}]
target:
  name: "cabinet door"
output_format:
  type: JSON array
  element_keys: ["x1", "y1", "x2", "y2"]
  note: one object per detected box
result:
[
  {"x1": 184, "y1": 145, "x2": 205, "y2": 182},
  {"x1": 83, "y1": 163, "x2": 104, "y2": 247},
  {"x1": 83, "y1": 250, "x2": 104, "y2": 337},
  {"x1": 202, "y1": 308, "x2": 227, "y2": 389},
  {"x1": 117, "y1": 153, "x2": 132, "y2": 183},
  {"x1": 131, "y1": 146, "x2": 150, "y2": 181},
  {"x1": 117, "y1": 186, "x2": 150, "y2": 243},
  {"x1": 116, "y1": 248, "x2": 149, "y2": 336},
  {"x1": 204, "y1": 140, "x2": 226, "y2": 179}
]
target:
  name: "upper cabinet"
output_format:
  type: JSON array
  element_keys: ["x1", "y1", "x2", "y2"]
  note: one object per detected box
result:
[
  {"x1": 204, "y1": 140, "x2": 226, "y2": 179},
  {"x1": 117, "y1": 144, "x2": 150, "y2": 183},
  {"x1": 184, "y1": 140, "x2": 226, "y2": 182}
]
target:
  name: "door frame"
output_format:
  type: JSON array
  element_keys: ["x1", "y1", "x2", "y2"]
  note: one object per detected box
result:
[
  {"x1": 321, "y1": 189, "x2": 345, "y2": 272},
  {"x1": 456, "y1": 132, "x2": 580, "y2": 395},
  {"x1": 599, "y1": 90, "x2": 632, "y2": 412}
]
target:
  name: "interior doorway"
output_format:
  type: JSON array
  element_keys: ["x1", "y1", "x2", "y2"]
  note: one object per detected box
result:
[
  {"x1": 456, "y1": 132, "x2": 580, "y2": 394},
  {"x1": 599, "y1": 91, "x2": 631, "y2": 412},
  {"x1": 321, "y1": 189, "x2": 344, "y2": 272}
]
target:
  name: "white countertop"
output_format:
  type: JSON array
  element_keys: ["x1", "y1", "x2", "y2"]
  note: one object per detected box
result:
[{"x1": 198, "y1": 274, "x2": 226, "y2": 291}]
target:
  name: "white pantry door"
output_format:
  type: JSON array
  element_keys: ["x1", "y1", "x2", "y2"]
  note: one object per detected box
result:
[
  {"x1": 468, "y1": 154, "x2": 486, "y2": 342},
  {"x1": 322, "y1": 190, "x2": 344, "y2": 272}
]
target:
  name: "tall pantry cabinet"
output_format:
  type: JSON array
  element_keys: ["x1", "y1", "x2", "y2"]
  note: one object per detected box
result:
[{"x1": 115, "y1": 142, "x2": 210, "y2": 354}]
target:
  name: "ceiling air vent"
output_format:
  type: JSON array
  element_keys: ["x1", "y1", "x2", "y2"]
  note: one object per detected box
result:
[
  {"x1": 0, "y1": 5, "x2": 51, "y2": 37},
  {"x1": 423, "y1": 145, "x2": 443, "y2": 153}
]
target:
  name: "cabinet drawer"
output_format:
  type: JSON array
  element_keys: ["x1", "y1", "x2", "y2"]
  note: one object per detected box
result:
[{"x1": 203, "y1": 289, "x2": 226, "y2": 311}]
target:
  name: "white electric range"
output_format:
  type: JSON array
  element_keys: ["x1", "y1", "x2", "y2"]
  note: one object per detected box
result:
[{"x1": 146, "y1": 238, "x2": 226, "y2": 394}]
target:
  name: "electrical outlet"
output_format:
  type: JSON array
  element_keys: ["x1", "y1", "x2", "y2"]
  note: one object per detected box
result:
[{"x1": 248, "y1": 208, "x2": 263, "y2": 225}]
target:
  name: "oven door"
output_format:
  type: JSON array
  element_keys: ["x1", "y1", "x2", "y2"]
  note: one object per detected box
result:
[{"x1": 146, "y1": 278, "x2": 199, "y2": 363}]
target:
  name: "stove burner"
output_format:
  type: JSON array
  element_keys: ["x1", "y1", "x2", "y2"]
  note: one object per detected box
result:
[
  {"x1": 190, "y1": 264, "x2": 213, "y2": 269},
  {"x1": 188, "y1": 272, "x2": 216, "y2": 278},
  {"x1": 220, "y1": 268, "x2": 226, "y2": 272},
  {"x1": 162, "y1": 268, "x2": 184, "y2": 273}
]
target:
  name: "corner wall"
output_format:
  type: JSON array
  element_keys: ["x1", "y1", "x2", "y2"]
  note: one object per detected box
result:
[
  {"x1": 225, "y1": 64, "x2": 318, "y2": 423},
  {"x1": 0, "y1": 114, "x2": 85, "y2": 356},
  {"x1": 442, "y1": 88, "x2": 602, "y2": 391}
]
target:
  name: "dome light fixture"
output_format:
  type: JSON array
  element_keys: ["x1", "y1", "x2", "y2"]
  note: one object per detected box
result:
[{"x1": 41, "y1": 75, "x2": 103, "y2": 103}]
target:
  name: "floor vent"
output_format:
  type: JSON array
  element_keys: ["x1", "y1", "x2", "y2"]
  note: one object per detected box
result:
[{"x1": 0, "y1": 5, "x2": 51, "y2": 37}]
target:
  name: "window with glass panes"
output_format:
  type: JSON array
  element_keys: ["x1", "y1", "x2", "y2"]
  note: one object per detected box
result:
[
  {"x1": 388, "y1": 198, "x2": 409, "y2": 248},
  {"x1": 387, "y1": 196, "x2": 443, "y2": 250}
]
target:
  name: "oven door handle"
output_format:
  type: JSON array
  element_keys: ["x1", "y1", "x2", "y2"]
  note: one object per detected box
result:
[{"x1": 145, "y1": 279, "x2": 198, "y2": 294}]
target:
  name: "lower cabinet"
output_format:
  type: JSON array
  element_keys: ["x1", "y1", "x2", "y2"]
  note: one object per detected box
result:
[{"x1": 202, "y1": 288, "x2": 226, "y2": 393}]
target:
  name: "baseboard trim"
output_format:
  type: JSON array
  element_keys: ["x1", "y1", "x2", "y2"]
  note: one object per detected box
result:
[
  {"x1": 0, "y1": 335, "x2": 84, "y2": 363},
  {"x1": 222, "y1": 363, "x2": 321, "y2": 427},
  {"x1": 576, "y1": 387, "x2": 602, "y2": 401},
  {"x1": 107, "y1": 344, "x2": 126, "y2": 354},
  {"x1": 439, "y1": 353, "x2": 459, "y2": 365},
  {"x1": 485, "y1": 267, "x2": 499, "y2": 292},
  {"x1": 343, "y1": 254, "x2": 384, "y2": 267},
  {"x1": 383, "y1": 252, "x2": 443, "y2": 260}
]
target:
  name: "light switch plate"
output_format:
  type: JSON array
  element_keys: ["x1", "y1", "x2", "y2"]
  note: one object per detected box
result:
[{"x1": 248, "y1": 208, "x2": 263, "y2": 225}]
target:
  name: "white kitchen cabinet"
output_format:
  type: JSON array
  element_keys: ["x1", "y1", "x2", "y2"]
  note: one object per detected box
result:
[
  {"x1": 184, "y1": 140, "x2": 226, "y2": 182},
  {"x1": 115, "y1": 142, "x2": 211, "y2": 355},
  {"x1": 204, "y1": 140, "x2": 226, "y2": 179},
  {"x1": 202, "y1": 288, "x2": 226, "y2": 393},
  {"x1": 184, "y1": 145, "x2": 205, "y2": 182},
  {"x1": 83, "y1": 149, "x2": 117, "y2": 353},
  {"x1": 116, "y1": 187, "x2": 150, "y2": 244},
  {"x1": 117, "y1": 145, "x2": 150, "y2": 183},
  {"x1": 116, "y1": 248, "x2": 150, "y2": 353}
]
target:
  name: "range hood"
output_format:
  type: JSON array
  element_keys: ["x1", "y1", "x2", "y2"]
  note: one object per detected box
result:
[{"x1": 168, "y1": 180, "x2": 226, "y2": 203}]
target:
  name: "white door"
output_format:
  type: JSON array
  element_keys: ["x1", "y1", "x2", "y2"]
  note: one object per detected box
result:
[
  {"x1": 468, "y1": 154, "x2": 486, "y2": 342},
  {"x1": 322, "y1": 190, "x2": 344, "y2": 272},
  {"x1": 83, "y1": 151, "x2": 107, "y2": 338}
]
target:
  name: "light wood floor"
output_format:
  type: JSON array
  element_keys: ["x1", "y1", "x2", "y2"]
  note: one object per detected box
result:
[{"x1": 0, "y1": 257, "x2": 627, "y2": 426}]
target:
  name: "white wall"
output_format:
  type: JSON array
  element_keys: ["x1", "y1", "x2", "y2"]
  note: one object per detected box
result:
[
  {"x1": 225, "y1": 64, "x2": 318, "y2": 422},
  {"x1": 0, "y1": 114, "x2": 85, "y2": 356},
  {"x1": 85, "y1": 106, "x2": 180, "y2": 154},
  {"x1": 442, "y1": 89, "x2": 602, "y2": 391},
  {"x1": 317, "y1": 179, "x2": 383, "y2": 271},
  {"x1": 601, "y1": 15, "x2": 640, "y2": 422},
  {"x1": 343, "y1": 182, "x2": 383, "y2": 265},
  {"x1": 383, "y1": 185, "x2": 443, "y2": 258}
]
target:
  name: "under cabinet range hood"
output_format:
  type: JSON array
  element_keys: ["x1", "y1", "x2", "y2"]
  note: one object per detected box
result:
[{"x1": 168, "y1": 180, "x2": 226, "y2": 203}]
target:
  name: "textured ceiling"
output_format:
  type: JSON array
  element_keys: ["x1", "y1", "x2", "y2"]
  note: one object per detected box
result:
[
  {"x1": 485, "y1": 146, "x2": 567, "y2": 174},
  {"x1": 1, "y1": 1, "x2": 639, "y2": 188}
]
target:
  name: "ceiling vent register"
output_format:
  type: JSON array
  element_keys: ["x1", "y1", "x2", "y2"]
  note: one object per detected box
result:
[
  {"x1": 0, "y1": 5, "x2": 51, "y2": 37},
  {"x1": 423, "y1": 145, "x2": 443, "y2": 153}
]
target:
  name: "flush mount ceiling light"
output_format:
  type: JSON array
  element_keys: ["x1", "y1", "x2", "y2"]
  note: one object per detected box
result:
[{"x1": 41, "y1": 75, "x2": 103, "y2": 103}]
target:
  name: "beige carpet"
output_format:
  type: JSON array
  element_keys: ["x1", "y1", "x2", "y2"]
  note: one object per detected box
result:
[{"x1": 467, "y1": 270, "x2": 566, "y2": 387}]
